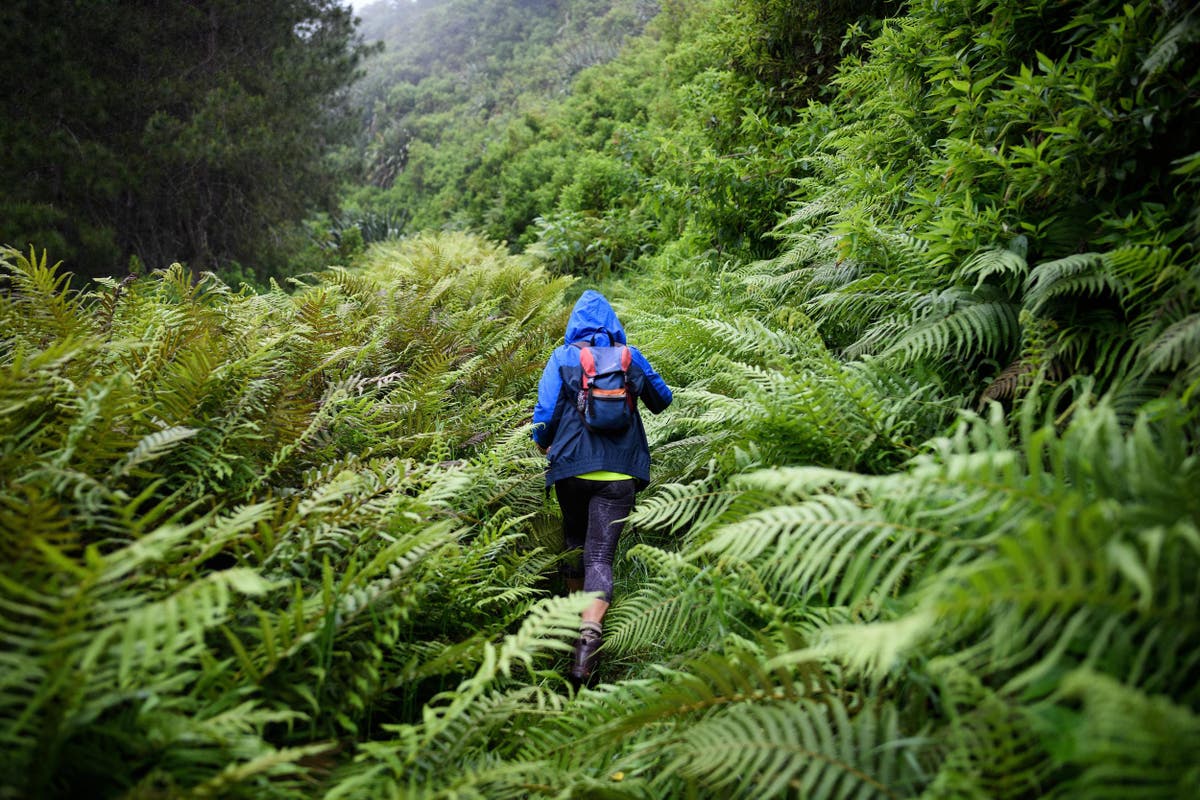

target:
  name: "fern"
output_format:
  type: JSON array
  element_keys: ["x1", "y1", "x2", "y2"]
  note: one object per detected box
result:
[
  {"x1": 658, "y1": 699, "x2": 912, "y2": 799},
  {"x1": 1024, "y1": 252, "x2": 1127, "y2": 314},
  {"x1": 919, "y1": 658, "x2": 1053, "y2": 800},
  {"x1": 603, "y1": 545, "x2": 711, "y2": 657},
  {"x1": 7, "y1": 1, "x2": 1200, "y2": 782},
  {"x1": 0, "y1": 232, "x2": 586, "y2": 796},
  {"x1": 1142, "y1": 311, "x2": 1200, "y2": 375},
  {"x1": 884, "y1": 288, "x2": 1020, "y2": 366},
  {"x1": 626, "y1": 471, "x2": 746, "y2": 538},
  {"x1": 0, "y1": 246, "x2": 92, "y2": 345},
  {"x1": 1049, "y1": 669, "x2": 1200, "y2": 798},
  {"x1": 954, "y1": 244, "x2": 1028, "y2": 293},
  {"x1": 110, "y1": 424, "x2": 198, "y2": 478},
  {"x1": 0, "y1": 527, "x2": 284, "y2": 795}
]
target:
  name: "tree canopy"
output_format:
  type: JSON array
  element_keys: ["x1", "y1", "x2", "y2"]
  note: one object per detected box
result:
[{"x1": 0, "y1": 0, "x2": 372, "y2": 280}]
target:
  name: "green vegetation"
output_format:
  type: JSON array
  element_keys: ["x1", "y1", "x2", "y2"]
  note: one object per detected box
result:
[
  {"x1": 0, "y1": 238, "x2": 574, "y2": 796},
  {"x1": 0, "y1": 0, "x2": 372, "y2": 282},
  {"x1": 3, "y1": 0, "x2": 1199, "y2": 797},
  {"x1": 346, "y1": 0, "x2": 663, "y2": 241}
]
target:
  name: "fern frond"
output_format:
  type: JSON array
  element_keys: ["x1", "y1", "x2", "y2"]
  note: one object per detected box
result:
[
  {"x1": 110, "y1": 425, "x2": 199, "y2": 478},
  {"x1": 460, "y1": 593, "x2": 587, "y2": 689},
  {"x1": 0, "y1": 245, "x2": 92, "y2": 344},
  {"x1": 954, "y1": 245, "x2": 1028, "y2": 292},
  {"x1": 697, "y1": 494, "x2": 950, "y2": 608},
  {"x1": 184, "y1": 742, "x2": 336, "y2": 796},
  {"x1": 919, "y1": 658, "x2": 1053, "y2": 800},
  {"x1": 604, "y1": 545, "x2": 711, "y2": 657},
  {"x1": 698, "y1": 316, "x2": 817, "y2": 365},
  {"x1": 1142, "y1": 311, "x2": 1200, "y2": 374},
  {"x1": 1049, "y1": 668, "x2": 1200, "y2": 799},
  {"x1": 1024, "y1": 252, "x2": 1125, "y2": 314},
  {"x1": 885, "y1": 289, "x2": 1019, "y2": 365},
  {"x1": 803, "y1": 273, "x2": 922, "y2": 337},
  {"x1": 658, "y1": 699, "x2": 912, "y2": 800},
  {"x1": 628, "y1": 472, "x2": 746, "y2": 537},
  {"x1": 1141, "y1": 11, "x2": 1200, "y2": 79}
]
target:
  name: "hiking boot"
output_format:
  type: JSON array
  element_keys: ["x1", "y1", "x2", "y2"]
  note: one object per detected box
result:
[{"x1": 570, "y1": 622, "x2": 603, "y2": 685}]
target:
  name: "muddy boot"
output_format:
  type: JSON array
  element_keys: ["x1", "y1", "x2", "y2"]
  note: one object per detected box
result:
[{"x1": 570, "y1": 621, "x2": 603, "y2": 685}]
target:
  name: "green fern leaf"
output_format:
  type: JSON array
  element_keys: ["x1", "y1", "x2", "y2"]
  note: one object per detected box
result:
[
  {"x1": 1142, "y1": 312, "x2": 1200, "y2": 374},
  {"x1": 884, "y1": 290, "x2": 1020, "y2": 364},
  {"x1": 659, "y1": 699, "x2": 911, "y2": 799},
  {"x1": 111, "y1": 425, "x2": 199, "y2": 477}
]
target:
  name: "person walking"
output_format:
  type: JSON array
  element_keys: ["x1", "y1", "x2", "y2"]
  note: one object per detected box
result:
[{"x1": 532, "y1": 290, "x2": 673, "y2": 685}]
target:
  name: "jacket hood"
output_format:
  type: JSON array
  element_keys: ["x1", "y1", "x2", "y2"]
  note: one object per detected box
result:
[{"x1": 564, "y1": 290, "x2": 626, "y2": 346}]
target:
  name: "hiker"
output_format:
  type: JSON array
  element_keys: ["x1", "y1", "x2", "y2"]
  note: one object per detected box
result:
[{"x1": 532, "y1": 290, "x2": 673, "y2": 684}]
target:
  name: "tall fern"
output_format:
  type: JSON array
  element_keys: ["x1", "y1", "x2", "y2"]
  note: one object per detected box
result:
[{"x1": 0, "y1": 235, "x2": 579, "y2": 797}]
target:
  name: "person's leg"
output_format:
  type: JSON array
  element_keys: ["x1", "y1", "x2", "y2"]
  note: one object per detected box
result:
[
  {"x1": 571, "y1": 479, "x2": 635, "y2": 683},
  {"x1": 580, "y1": 478, "x2": 636, "y2": 619},
  {"x1": 555, "y1": 478, "x2": 588, "y2": 595}
]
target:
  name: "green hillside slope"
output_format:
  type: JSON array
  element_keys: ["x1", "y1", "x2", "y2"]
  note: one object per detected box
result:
[{"x1": 2, "y1": 0, "x2": 1199, "y2": 797}]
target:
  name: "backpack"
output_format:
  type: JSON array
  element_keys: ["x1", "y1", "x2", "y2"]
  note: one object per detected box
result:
[{"x1": 571, "y1": 337, "x2": 636, "y2": 433}]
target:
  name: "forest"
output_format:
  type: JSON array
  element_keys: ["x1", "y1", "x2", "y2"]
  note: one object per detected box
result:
[{"x1": 2, "y1": 0, "x2": 1198, "y2": 797}]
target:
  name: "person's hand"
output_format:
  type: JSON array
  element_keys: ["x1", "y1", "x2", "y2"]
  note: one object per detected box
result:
[{"x1": 537, "y1": 443, "x2": 549, "y2": 455}]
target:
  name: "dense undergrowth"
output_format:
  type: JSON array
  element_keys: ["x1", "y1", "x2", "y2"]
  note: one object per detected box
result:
[
  {"x1": 0, "y1": 238, "x2": 581, "y2": 796},
  {"x1": 4, "y1": 0, "x2": 1200, "y2": 797},
  {"x1": 4, "y1": 241, "x2": 1198, "y2": 797}
]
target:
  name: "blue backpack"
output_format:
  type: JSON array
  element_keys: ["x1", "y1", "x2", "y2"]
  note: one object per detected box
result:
[{"x1": 572, "y1": 336, "x2": 636, "y2": 433}]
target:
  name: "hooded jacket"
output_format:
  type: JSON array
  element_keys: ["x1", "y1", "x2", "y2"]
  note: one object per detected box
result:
[{"x1": 532, "y1": 290, "x2": 672, "y2": 488}]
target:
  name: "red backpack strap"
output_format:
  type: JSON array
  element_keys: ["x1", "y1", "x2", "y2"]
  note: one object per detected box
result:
[{"x1": 574, "y1": 342, "x2": 596, "y2": 389}]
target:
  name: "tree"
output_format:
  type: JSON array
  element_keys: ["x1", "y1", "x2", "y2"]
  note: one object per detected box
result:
[{"x1": 0, "y1": 0, "x2": 374, "y2": 279}]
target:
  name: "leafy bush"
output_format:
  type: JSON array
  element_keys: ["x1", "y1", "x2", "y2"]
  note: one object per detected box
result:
[{"x1": 528, "y1": 209, "x2": 655, "y2": 279}]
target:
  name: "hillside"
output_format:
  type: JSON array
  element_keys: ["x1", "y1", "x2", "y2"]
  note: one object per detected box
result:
[
  {"x1": 345, "y1": 0, "x2": 662, "y2": 238},
  {"x1": 2, "y1": 0, "x2": 1199, "y2": 797}
]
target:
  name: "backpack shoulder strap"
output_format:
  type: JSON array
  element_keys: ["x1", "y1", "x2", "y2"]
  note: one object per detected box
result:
[
  {"x1": 571, "y1": 341, "x2": 596, "y2": 388},
  {"x1": 570, "y1": 341, "x2": 633, "y2": 388}
]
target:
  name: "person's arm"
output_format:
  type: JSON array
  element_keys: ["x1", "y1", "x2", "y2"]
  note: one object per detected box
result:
[
  {"x1": 532, "y1": 352, "x2": 564, "y2": 450},
  {"x1": 629, "y1": 347, "x2": 672, "y2": 414}
]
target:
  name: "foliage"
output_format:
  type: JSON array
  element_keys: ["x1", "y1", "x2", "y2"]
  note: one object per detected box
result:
[
  {"x1": 348, "y1": 0, "x2": 660, "y2": 240},
  {"x1": 323, "y1": 374, "x2": 1200, "y2": 799},
  {"x1": 0, "y1": 237, "x2": 574, "y2": 797},
  {"x1": 5, "y1": 0, "x2": 1200, "y2": 795},
  {"x1": 348, "y1": 0, "x2": 897, "y2": 270},
  {"x1": 0, "y1": 0, "x2": 373, "y2": 280},
  {"x1": 753, "y1": 0, "x2": 1200, "y2": 405}
]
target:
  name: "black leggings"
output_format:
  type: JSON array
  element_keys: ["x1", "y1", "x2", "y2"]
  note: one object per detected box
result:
[{"x1": 555, "y1": 477, "x2": 636, "y2": 603}]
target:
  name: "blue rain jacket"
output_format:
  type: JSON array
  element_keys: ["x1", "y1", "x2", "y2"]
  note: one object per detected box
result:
[{"x1": 532, "y1": 290, "x2": 672, "y2": 488}]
